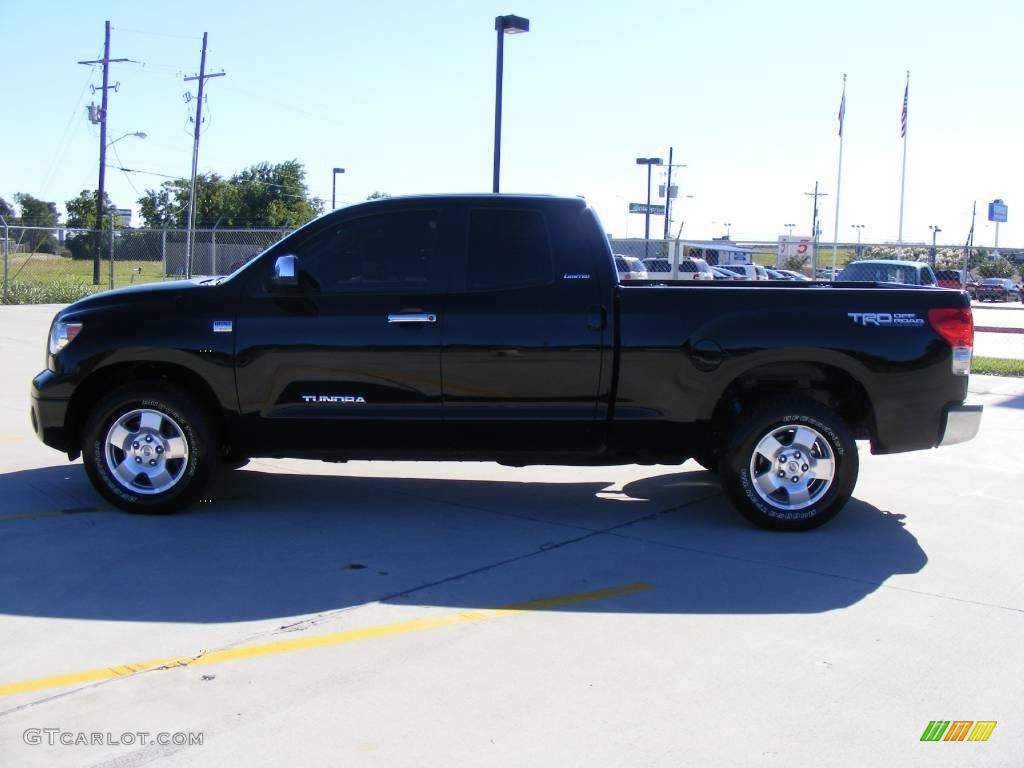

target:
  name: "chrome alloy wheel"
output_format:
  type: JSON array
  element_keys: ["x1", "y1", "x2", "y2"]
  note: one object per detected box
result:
[
  {"x1": 748, "y1": 424, "x2": 836, "y2": 511},
  {"x1": 104, "y1": 408, "x2": 189, "y2": 495}
]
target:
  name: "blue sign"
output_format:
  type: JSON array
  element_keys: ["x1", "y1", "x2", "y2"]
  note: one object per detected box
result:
[{"x1": 988, "y1": 199, "x2": 1008, "y2": 223}]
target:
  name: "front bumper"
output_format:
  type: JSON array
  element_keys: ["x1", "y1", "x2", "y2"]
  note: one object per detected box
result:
[
  {"x1": 938, "y1": 403, "x2": 983, "y2": 447},
  {"x1": 31, "y1": 370, "x2": 72, "y2": 453}
]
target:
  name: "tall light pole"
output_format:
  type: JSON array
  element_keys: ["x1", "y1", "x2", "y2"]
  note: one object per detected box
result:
[
  {"x1": 929, "y1": 225, "x2": 942, "y2": 267},
  {"x1": 723, "y1": 222, "x2": 732, "y2": 239},
  {"x1": 635, "y1": 157, "x2": 663, "y2": 240},
  {"x1": 785, "y1": 223, "x2": 796, "y2": 236},
  {"x1": 331, "y1": 167, "x2": 345, "y2": 210},
  {"x1": 851, "y1": 223, "x2": 864, "y2": 259},
  {"x1": 493, "y1": 14, "x2": 529, "y2": 194}
]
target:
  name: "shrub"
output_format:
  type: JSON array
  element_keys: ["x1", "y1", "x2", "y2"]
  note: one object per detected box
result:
[
  {"x1": 976, "y1": 258, "x2": 1016, "y2": 279},
  {"x1": 5, "y1": 279, "x2": 98, "y2": 305}
]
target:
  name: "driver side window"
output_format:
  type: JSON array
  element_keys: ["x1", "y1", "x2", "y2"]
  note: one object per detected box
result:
[{"x1": 288, "y1": 209, "x2": 441, "y2": 293}]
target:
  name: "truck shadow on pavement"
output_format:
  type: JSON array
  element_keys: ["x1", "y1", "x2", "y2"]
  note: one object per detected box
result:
[{"x1": 0, "y1": 463, "x2": 927, "y2": 623}]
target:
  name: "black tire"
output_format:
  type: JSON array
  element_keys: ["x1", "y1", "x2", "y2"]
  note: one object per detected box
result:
[
  {"x1": 82, "y1": 382, "x2": 216, "y2": 514},
  {"x1": 719, "y1": 398, "x2": 858, "y2": 531}
]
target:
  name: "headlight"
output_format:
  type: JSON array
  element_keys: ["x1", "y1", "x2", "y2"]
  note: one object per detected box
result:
[{"x1": 49, "y1": 321, "x2": 83, "y2": 355}]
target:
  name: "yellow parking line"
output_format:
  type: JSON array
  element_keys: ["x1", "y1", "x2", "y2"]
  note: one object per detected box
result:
[
  {"x1": 0, "y1": 436, "x2": 26, "y2": 442},
  {"x1": 0, "y1": 582, "x2": 652, "y2": 697},
  {"x1": 0, "y1": 507, "x2": 98, "y2": 523}
]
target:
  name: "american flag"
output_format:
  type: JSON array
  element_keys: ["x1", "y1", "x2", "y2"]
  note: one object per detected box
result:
[
  {"x1": 900, "y1": 82, "x2": 908, "y2": 138},
  {"x1": 838, "y1": 89, "x2": 846, "y2": 137}
]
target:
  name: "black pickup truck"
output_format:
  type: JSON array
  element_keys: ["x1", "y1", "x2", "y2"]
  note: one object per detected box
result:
[{"x1": 31, "y1": 195, "x2": 982, "y2": 530}]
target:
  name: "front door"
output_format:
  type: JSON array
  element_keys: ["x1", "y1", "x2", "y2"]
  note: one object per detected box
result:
[{"x1": 233, "y1": 205, "x2": 450, "y2": 455}]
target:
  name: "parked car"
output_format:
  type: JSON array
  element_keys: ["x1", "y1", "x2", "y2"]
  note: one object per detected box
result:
[
  {"x1": 31, "y1": 194, "x2": 982, "y2": 531},
  {"x1": 614, "y1": 254, "x2": 648, "y2": 281},
  {"x1": 935, "y1": 269, "x2": 978, "y2": 297},
  {"x1": 765, "y1": 268, "x2": 793, "y2": 280},
  {"x1": 710, "y1": 265, "x2": 742, "y2": 280},
  {"x1": 719, "y1": 264, "x2": 769, "y2": 281},
  {"x1": 641, "y1": 258, "x2": 671, "y2": 276},
  {"x1": 641, "y1": 257, "x2": 713, "y2": 280},
  {"x1": 774, "y1": 269, "x2": 812, "y2": 281},
  {"x1": 975, "y1": 277, "x2": 1021, "y2": 302},
  {"x1": 835, "y1": 260, "x2": 938, "y2": 286}
]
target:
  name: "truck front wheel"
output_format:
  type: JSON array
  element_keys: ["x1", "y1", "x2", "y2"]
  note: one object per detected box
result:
[
  {"x1": 719, "y1": 398, "x2": 858, "y2": 531},
  {"x1": 82, "y1": 382, "x2": 216, "y2": 514}
]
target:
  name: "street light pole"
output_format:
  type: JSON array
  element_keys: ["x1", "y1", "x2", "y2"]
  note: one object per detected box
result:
[
  {"x1": 785, "y1": 223, "x2": 795, "y2": 236},
  {"x1": 331, "y1": 167, "x2": 345, "y2": 210},
  {"x1": 929, "y1": 225, "x2": 942, "y2": 267},
  {"x1": 492, "y1": 14, "x2": 529, "y2": 194},
  {"x1": 851, "y1": 223, "x2": 864, "y2": 259},
  {"x1": 635, "y1": 157, "x2": 663, "y2": 240}
]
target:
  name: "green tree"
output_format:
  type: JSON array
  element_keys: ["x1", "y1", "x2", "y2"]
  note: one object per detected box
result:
[
  {"x1": 366, "y1": 191, "x2": 391, "y2": 200},
  {"x1": 64, "y1": 190, "x2": 122, "y2": 260},
  {"x1": 0, "y1": 196, "x2": 14, "y2": 220},
  {"x1": 137, "y1": 160, "x2": 322, "y2": 229},
  {"x1": 976, "y1": 257, "x2": 1015, "y2": 279},
  {"x1": 13, "y1": 193, "x2": 59, "y2": 252},
  {"x1": 65, "y1": 189, "x2": 119, "y2": 229},
  {"x1": 230, "y1": 160, "x2": 321, "y2": 226}
]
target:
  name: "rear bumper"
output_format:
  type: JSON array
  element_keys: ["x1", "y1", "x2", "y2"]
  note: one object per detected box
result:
[{"x1": 938, "y1": 403, "x2": 983, "y2": 447}]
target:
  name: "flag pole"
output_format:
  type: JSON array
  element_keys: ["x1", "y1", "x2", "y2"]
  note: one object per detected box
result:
[
  {"x1": 898, "y1": 70, "x2": 909, "y2": 244},
  {"x1": 831, "y1": 73, "x2": 847, "y2": 278}
]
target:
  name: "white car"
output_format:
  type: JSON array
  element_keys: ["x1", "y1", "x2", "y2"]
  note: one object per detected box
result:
[
  {"x1": 641, "y1": 257, "x2": 714, "y2": 280},
  {"x1": 614, "y1": 254, "x2": 648, "y2": 281},
  {"x1": 719, "y1": 264, "x2": 769, "y2": 281}
]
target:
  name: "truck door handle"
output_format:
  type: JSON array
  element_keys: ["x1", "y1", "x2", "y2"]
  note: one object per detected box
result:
[{"x1": 387, "y1": 313, "x2": 437, "y2": 324}]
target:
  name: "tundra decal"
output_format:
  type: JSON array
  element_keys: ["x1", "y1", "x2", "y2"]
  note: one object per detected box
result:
[{"x1": 300, "y1": 395, "x2": 367, "y2": 404}]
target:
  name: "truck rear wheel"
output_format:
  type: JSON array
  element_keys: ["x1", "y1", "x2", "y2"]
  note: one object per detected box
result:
[
  {"x1": 719, "y1": 398, "x2": 858, "y2": 531},
  {"x1": 82, "y1": 382, "x2": 216, "y2": 514}
]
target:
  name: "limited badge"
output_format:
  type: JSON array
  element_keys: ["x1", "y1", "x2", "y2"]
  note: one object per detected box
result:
[{"x1": 212, "y1": 320, "x2": 233, "y2": 333}]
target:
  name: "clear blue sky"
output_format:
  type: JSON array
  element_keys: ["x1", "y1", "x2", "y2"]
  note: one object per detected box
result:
[{"x1": 3, "y1": 0, "x2": 1022, "y2": 246}]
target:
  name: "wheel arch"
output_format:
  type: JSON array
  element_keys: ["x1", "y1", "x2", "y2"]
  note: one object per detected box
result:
[
  {"x1": 66, "y1": 361, "x2": 230, "y2": 460},
  {"x1": 710, "y1": 359, "x2": 876, "y2": 444}
]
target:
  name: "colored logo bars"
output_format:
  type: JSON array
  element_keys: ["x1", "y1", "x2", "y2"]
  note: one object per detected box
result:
[{"x1": 920, "y1": 721, "x2": 997, "y2": 742}]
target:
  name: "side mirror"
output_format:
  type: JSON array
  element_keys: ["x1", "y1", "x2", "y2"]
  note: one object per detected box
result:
[{"x1": 273, "y1": 254, "x2": 298, "y2": 287}]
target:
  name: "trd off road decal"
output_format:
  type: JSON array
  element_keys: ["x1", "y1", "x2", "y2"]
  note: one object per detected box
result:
[{"x1": 847, "y1": 312, "x2": 924, "y2": 327}]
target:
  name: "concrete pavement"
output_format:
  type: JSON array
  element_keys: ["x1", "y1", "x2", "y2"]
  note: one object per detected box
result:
[{"x1": 0, "y1": 303, "x2": 1021, "y2": 767}]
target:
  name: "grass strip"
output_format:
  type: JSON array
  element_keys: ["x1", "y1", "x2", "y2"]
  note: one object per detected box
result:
[{"x1": 973, "y1": 356, "x2": 1024, "y2": 377}]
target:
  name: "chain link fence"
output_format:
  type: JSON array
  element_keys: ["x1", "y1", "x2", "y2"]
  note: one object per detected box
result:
[
  {"x1": 1, "y1": 225, "x2": 289, "y2": 304},
  {"x1": 2, "y1": 225, "x2": 1020, "y2": 304},
  {"x1": 609, "y1": 237, "x2": 1022, "y2": 279}
]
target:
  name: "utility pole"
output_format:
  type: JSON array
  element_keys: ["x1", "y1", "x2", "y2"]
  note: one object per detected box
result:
[
  {"x1": 183, "y1": 32, "x2": 225, "y2": 279},
  {"x1": 79, "y1": 21, "x2": 130, "y2": 285},
  {"x1": 804, "y1": 181, "x2": 828, "y2": 275},
  {"x1": 661, "y1": 149, "x2": 687, "y2": 241}
]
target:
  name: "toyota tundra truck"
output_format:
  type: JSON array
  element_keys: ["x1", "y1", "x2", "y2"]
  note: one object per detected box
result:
[{"x1": 30, "y1": 195, "x2": 982, "y2": 530}]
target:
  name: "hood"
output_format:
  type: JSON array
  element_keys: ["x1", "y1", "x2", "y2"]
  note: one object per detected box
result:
[{"x1": 58, "y1": 278, "x2": 216, "y2": 316}]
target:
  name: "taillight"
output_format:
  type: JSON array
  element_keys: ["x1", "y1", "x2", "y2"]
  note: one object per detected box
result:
[{"x1": 928, "y1": 307, "x2": 973, "y2": 376}]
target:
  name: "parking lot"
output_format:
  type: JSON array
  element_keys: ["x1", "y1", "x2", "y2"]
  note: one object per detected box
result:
[{"x1": 1, "y1": 303, "x2": 1022, "y2": 767}]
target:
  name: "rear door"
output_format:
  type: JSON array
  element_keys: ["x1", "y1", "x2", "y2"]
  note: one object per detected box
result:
[{"x1": 441, "y1": 200, "x2": 610, "y2": 452}]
